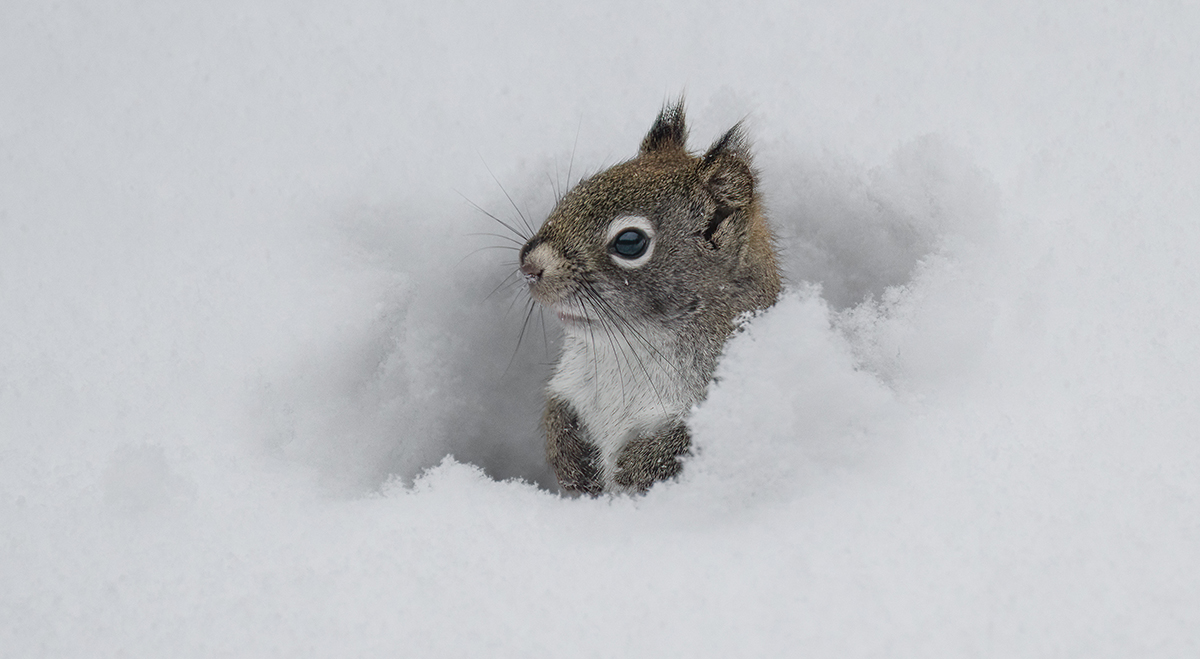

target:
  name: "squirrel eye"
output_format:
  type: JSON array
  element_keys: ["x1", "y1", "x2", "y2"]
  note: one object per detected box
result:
[
  {"x1": 605, "y1": 215, "x2": 655, "y2": 268},
  {"x1": 611, "y1": 229, "x2": 649, "y2": 259}
]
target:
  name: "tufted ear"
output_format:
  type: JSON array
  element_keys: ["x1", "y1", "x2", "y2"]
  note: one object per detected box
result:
[
  {"x1": 698, "y1": 123, "x2": 756, "y2": 247},
  {"x1": 639, "y1": 98, "x2": 688, "y2": 154}
]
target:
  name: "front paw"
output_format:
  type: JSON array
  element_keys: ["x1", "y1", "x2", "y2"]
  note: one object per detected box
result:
[
  {"x1": 544, "y1": 397, "x2": 603, "y2": 496},
  {"x1": 613, "y1": 422, "x2": 691, "y2": 493}
]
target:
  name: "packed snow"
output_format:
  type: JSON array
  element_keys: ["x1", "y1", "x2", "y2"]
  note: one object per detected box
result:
[{"x1": 3, "y1": 1, "x2": 1199, "y2": 656}]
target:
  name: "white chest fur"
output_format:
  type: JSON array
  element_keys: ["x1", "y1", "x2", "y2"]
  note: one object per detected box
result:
[{"x1": 547, "y1": 323, "x2": 692, "y2": 489}]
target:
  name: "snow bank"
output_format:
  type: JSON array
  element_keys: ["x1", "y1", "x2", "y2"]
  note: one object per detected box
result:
[{"x1": 3, "y1": 0, "x2": 1199, "y2": 656}]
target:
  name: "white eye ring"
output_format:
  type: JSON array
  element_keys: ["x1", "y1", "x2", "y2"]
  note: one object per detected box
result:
[{"x1": 605, "y1": 215, "x2": 655, "y2": 269}]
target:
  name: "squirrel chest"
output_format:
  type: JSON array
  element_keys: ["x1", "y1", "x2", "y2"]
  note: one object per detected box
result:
[
  {"x1": 547, "y1": 322, "x2": 695, "y2": 489},
  {"x1": 517, "y1": 100, "x2": 781, "y2": 495}
]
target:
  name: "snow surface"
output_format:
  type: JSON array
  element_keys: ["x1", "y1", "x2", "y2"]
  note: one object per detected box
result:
[{"x1": 4, "y1": 0, "x2": 1200, "y2": 656}]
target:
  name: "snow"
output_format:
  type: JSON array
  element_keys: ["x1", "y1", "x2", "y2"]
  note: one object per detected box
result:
[{"x1": 3, "y1": 0, "x2": 1200, "y2": 655}]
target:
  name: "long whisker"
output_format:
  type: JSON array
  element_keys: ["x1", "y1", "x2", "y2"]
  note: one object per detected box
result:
[
  {"x1": 579, "y1": 289, "x2": 629, "y2": 407},
  {"x1": 485, "y1": 269, "x2": 524, "y2": 302},
  {"x1": 457, "y1": 190, "x2": 530, "y2": 242},
  {"x1": 579, "y1": 285, "x2": 659, "y2": 411},
  {"x1": 501, "y1": 280, "x2": 530, "y2": 321},
  {"x1": 582, "y1": 281, "x2": 688, "y2": 382},
  {"x1": 505, "y1": 299, "x2": 538, "y2": 375},
  {"x1": 539, "y1": 306, "x2": 550, "y2": 362},
  {"x1": 457, "y1": 245, "x2": 520, "y2": 267},
  {"x1": 546, "y1": 170, "x2": 560, "y2": 205},
  {"x1": 466, "y1": 232, "x2": 524, "y2": 247},
  {"x1": 566, "y1": 116, "x2": 582, "y2": 189},
  {"x1": 578, "y1": 296, "x2": 601, "y2": 401},
  {"x1": 480, "y1": 158, "x2": 535, "y2": 238},
  {"x1": 593, "y1": 291, "x2": 638, "y2": 408},
  {"x1": 583, "y1": 282, "x2": 698, "y2": 419}
]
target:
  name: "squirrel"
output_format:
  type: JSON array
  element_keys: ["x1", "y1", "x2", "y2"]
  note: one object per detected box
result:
[{"x1": 517, "y1": 100, "x2": 782, "y2": 495}]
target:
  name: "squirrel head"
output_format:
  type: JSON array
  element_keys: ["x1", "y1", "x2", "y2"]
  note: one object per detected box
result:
[{"x1": 519, "y1": 100, "x2": 780, "y2": 335}]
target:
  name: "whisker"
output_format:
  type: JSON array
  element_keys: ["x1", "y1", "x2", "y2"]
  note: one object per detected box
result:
[
  {"x1": 456, "y1": 190, "x2": 530, "y2": 242},
  {"x1": 505, "y1": 299, "x2": 538, "y2": 376},
  {"x1": 485, "y1": 270, "x2": 524, "y2": 302},
  {"x1": 539, "y1": 306, "x2": 550, "y2": 362},
  {"x1": 466, "y1": 232, "x2": 524, "y2": 247},
  {"x1": 581, "y1": 291, "x2": 627, "y2": 406},
  {"x1": 573, "y1": 295, "x2": 603, "y2": 403},
  {"x1": 566, "y1": 116, "x2": 582, "y2": 189},
  {"x1": 582, "y1": 282, "x2": 686, "y2": 381},
  {"x1": 457, "y1": 245, "x2": 520, "y2": 267},
  {"x1": 581, "y1": 286, "x2": 650, "y2": 411},
  {"x1": 576, "y1": 297, "x2": 596, "y2": 397},
  {"x1": 579, "y1": 282, "x2": 688, "y2": 415},
  {"x1": 480, "y1": 157, "x2": 536, "y2": 238},
  {"x1": 501, "y1": 282, "x2": 530, "y2": 321}
]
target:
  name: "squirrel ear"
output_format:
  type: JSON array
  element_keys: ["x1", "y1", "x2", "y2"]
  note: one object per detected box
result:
[
  {"x1": 699, "y1": 123, "x2": 755, "y2": 211},
  {"x1": 698, "y1": 124, "x2": 756, "y2": 247},
  {"x1": 640, "y1": 98, "x2": 688, "y2": 154}
]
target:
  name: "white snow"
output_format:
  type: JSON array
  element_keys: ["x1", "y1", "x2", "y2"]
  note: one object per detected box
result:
[{"x1": 3, "y1": 0, "x2": 1200, "y2": 656}]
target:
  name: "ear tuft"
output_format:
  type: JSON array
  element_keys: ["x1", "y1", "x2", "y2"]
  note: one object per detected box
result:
[
  {"x1": 699, "y1": 123, "x2": 756, "y2": 211},
  {"x1": 639, "y1": 98, "x2": 688, "y2": 154}
]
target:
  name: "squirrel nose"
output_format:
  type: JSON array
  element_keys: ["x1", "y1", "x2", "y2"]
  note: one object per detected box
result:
[
  {"x1": 519, "y1": 238, "x2": 544, "y2": 282},
  {"x1": 520, "y1": 259, "x2": 543, "y2": 282}
]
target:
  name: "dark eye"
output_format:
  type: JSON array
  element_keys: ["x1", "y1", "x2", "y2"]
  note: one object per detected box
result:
[{"x1": 610, "y1": 229, "x2": 649, "y2": 259}]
